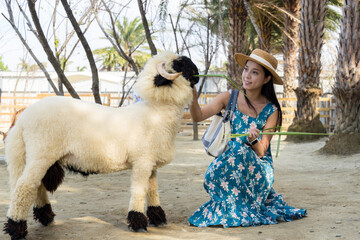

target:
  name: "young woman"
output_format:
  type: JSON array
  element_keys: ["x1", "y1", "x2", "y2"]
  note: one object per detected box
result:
[{"x1": 188, "y1": 49, "x2": 306, "y2": 227}]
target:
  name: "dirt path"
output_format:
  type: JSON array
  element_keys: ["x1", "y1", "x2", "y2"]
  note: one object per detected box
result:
[{"x1": 0, "y1": 135, "x2": 359, "y2": 240}]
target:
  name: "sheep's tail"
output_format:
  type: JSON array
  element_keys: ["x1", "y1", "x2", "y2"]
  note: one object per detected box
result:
[
  {"x1": 1, "y1": 107, "x2": 26, "y2": 142},
  {"x1": 0, "y1": 131, "x2": 6, "y2": 141}
]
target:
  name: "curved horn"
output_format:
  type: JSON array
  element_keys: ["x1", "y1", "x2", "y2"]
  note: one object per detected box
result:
[{"x1": 156, "y1": 62, "x2": 182, "y2": 80}]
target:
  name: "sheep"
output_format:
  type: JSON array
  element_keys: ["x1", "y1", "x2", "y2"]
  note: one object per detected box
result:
[{"x1": 3, "y1": 51, "x2": 199, "y2": 240}]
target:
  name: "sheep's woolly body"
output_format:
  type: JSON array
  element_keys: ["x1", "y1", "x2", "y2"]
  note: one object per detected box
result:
[
  {"x1": 4, "y1": 51, "x2": 199, "y2": 239},
  {"x1": 7, "y1": 96, "x2": 180, "y2": 173}
]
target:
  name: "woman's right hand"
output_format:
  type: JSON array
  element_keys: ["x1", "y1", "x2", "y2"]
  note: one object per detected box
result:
[
  {"x1": 248, "y1": 124, "x2": 260, "y2": 142},
  {"x1": 192, "y1": 87, "x2": 198, "y2": 99}
]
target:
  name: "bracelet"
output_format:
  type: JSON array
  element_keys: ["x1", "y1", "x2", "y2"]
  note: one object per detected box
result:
[{"x1": 249, "y1": 138, "x2": 258, "y2": 146}]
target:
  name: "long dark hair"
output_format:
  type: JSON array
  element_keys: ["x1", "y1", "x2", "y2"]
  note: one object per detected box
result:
[{"x1": 244, "y1": 66, "x2": 282, "y2": 128}]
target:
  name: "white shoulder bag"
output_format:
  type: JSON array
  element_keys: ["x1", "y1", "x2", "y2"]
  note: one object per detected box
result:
[{"x1": 202, "y1": 90, "x2": 239, "y2": 157}]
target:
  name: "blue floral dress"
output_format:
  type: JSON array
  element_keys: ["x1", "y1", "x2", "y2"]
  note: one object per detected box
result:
[{"x1": 188, "y1": 94, "x2": 306, "y2": 227}]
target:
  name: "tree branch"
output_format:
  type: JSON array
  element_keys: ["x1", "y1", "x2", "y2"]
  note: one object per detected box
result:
[
  {"x1": 93, "y1": 0, "x2": 140, "y2": 75},
  {"x1": 137, "y1": 0, "x2": 157, "y2": 56},
  {"x1": 243, "y1": 0, "x2": 265, "y2": 48},
  {"x1": 3, "y1": 2, "x2": 60, "y2": 95},
  {"x1": 27, "y1": 0, "x2": 79, "y2": 99},
  {"x1": 61, "y1": 0, "x2": 101, "y2": 104}
]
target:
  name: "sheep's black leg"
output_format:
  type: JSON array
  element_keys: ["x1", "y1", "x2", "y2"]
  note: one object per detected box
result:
[
  {"x1": 33, "y1": 204, "x2": 55, "y2": 226},
  {"x1": 33, "y1": 184, "x2": 55, "y2": 226},
  {"x1": 127, "y1": 165, "x2": 153, "y2": 232},
  {"x1": 127, "y1": 211, "x2": 148, "y2": 232},
  {"x1": 146, "y1": 170, "x2": 166, "y2": 226},
  {"x1": 147, "y1": 206, "x2": 167, "y2": 226},
  {"x1": 3, "y1": 218, "x2": 27, "y2": 240}
]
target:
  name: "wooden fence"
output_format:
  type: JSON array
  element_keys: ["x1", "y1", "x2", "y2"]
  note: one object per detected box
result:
[
  {"x1": 0, "y1": 92, "x2": 130, "y2": 130},
  {"x1": 0, "y1": 92, "x2": 335, "y2": 132},
  {"x1": 182, "y1": 94, "x2": 336, "y2": 132}
]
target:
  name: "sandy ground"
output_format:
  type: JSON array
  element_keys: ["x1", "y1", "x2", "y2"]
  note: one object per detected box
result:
[{"x1": 0, "y1": 132, "x2": 359, "y2": 240}]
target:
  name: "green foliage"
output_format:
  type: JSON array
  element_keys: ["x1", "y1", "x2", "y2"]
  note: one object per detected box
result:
[
  {"x1": 54, "y1": 37, "x2": 60, "y2": 48},
  {"x1": 158, "y1": 0, "x2": 169, "y2": 22},
  {"x1": 93, "y1": 47, "x2": 124, "y2": 71},
  {"x1": 186, "y1": 0, "x2": 229, "y2": 37},
  {"x1": 93, "y1": 17, "x2": 151, "y2": 71},
  {"x1": 16, "y1": 58, "x2": 43, "y2": 72},
  {"x1": 188, "y1": 0, "x2": 341, "y2": 54},
  {"x1": 327, "y1": 0, "x2": 342, "y2": 7},
  {"x1": 324, "y1": 5, "x2": 342, "y2": 39},
  {"x1": 0, "y1": 56, "x2": 8, "y2": 71},
  {"x1": 76, "y1": 66, "x2": 87, "y2": 71}
]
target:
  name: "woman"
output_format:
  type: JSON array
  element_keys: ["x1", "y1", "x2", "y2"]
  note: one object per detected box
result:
[{"x1": 188, "y1": 49, "x2": 306, "y2": 227}]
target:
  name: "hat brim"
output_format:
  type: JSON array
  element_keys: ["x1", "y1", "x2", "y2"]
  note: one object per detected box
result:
[{"x1": 234, "y1": 53, "x2": 283, "y2": 85}]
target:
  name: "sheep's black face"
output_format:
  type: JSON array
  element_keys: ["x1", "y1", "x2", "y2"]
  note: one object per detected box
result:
[
  {"x1": 172, "y1": 56, "x2": 199, "y2": 88},
  {"x1": 154, "y1": 56, "x2": 199, "y2": 88}
]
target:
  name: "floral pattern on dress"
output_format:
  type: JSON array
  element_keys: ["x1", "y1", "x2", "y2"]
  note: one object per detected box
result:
[{"x1": 188, "y1": 92, "x2": 306, "y2": 228}]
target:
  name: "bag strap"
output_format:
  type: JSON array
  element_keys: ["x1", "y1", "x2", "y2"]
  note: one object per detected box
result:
[{"x1": 223, "y1": 89, "x2": 239, "y2": 122}]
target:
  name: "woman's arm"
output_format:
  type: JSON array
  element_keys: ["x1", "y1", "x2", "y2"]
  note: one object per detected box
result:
[
  {"x1": 248, "y1": 110, "x2": 279, "y2": 158},
  {"x1": 189, "y1": 88, "x2": 230, "y2": 122}
]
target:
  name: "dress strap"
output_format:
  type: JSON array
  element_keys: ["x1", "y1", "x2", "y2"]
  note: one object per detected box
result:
[{"x1": 258, "y1": 102, "x2": 277, "y2": 120}]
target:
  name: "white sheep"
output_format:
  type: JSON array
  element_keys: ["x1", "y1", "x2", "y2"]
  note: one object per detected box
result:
[{"x1": 3, "y1": 51, "x2": 199, "y2": 239}]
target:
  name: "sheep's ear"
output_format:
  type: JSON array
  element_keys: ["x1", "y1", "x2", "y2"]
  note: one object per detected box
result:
[{"x1": 154, "y1": 74, "x2": 173, "y2": 87}]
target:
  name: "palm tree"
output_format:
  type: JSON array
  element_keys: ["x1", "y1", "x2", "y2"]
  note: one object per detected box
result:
[
  {"x1": 94, "y1": 17, "x2": 151, "y2": 71},
  {"x1": 321, "y1": 0, "x2": 360, "y2": 155},
  {"x1": 286, "y1": 0, "x2": 329, "y2": 141},
  {"x1": 282, "y1": 0, "x2": 300, "y2": 125},
  {"x1": 227, "y1": 0, "x2": 248, "y2": 87},
  {"x1": 93, "y1": 47, "x2": 124, "y2": 71},
  {"x1": 243, "y1": 0, "x2": 284, "y2": 51}
]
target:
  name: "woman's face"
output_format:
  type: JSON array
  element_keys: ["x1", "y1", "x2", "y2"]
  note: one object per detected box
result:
[{"x1": 242, "y1": 60, "x2": 271, "y2": 90}]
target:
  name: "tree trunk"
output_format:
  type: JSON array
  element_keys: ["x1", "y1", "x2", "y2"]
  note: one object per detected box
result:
[
  {"x1": 287, "y1": 0, "x2": 327, "y2": 140},
  {"x1": 321, "y1": 0, "x2": 360, "y2": 155},
  {"x1": 137, "y1": 0, "x2": 157, "y2": 56},
  {"x1": 294, "y1": 87, "x2": 322, "y2": 122},
  {"x1": 282, "y1": 0, "x2": 300, "y2": 126},
  {"x1": 227, "y1": 0, "x2": 247, "y2": 88},
  {"x1": 27, "y1": 0, "x2": 79, "y2": 99},
  {"x1": 61, "y1": 0, "x2": 101, "y2": 104},
  {"x1": 2, "y1": 15, "x2": 60, "y2": 95}
]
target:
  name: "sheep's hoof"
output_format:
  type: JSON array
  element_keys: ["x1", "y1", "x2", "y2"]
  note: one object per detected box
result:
[
  {"x1": 33, "y1": 204, "x2": 56, "y2": 226},
  {"x1": 147, "y1": 206, "x2": 167, "y2": 226},
  {"x1": 3, "y1": 218, "x2": 28, "y2": 240},
  {"x1": 127, "y1": 211, "x2": 148, "y2": 232}
]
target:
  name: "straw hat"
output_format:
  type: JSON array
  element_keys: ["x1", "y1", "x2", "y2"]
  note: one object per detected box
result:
[{"x1": 235, "y1": 49, "x2": 283, "y2": 85}]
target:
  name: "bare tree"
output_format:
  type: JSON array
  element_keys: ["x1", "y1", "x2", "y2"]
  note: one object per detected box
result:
[
  {"x1": 61, "y1": 0, "x2": 101, "y2": 104},
  {"x1": 93, "y1": 0, "x2": 141, "y2": 75},
  {"x1": 2, "y1": 0, "x2": 60, "y2": 95},
  {"x1": 52, "y1": 0, "x2": 95, "y2": 94},
  {"x1": 193, "y1": 24, "x2": 221, "y2": 140},
  {"x1": 4, "y1": 1, "x2": 105, "y2": 101},
  {"x1": 27, "y1": 0, "x2": 80, "y2": 99},
  {"x1": 168, "y1": 0, "x2": 195, "y2": 57},
  {"x1": 137, "y1": 0, "x2": 157, "y2": 56}
]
